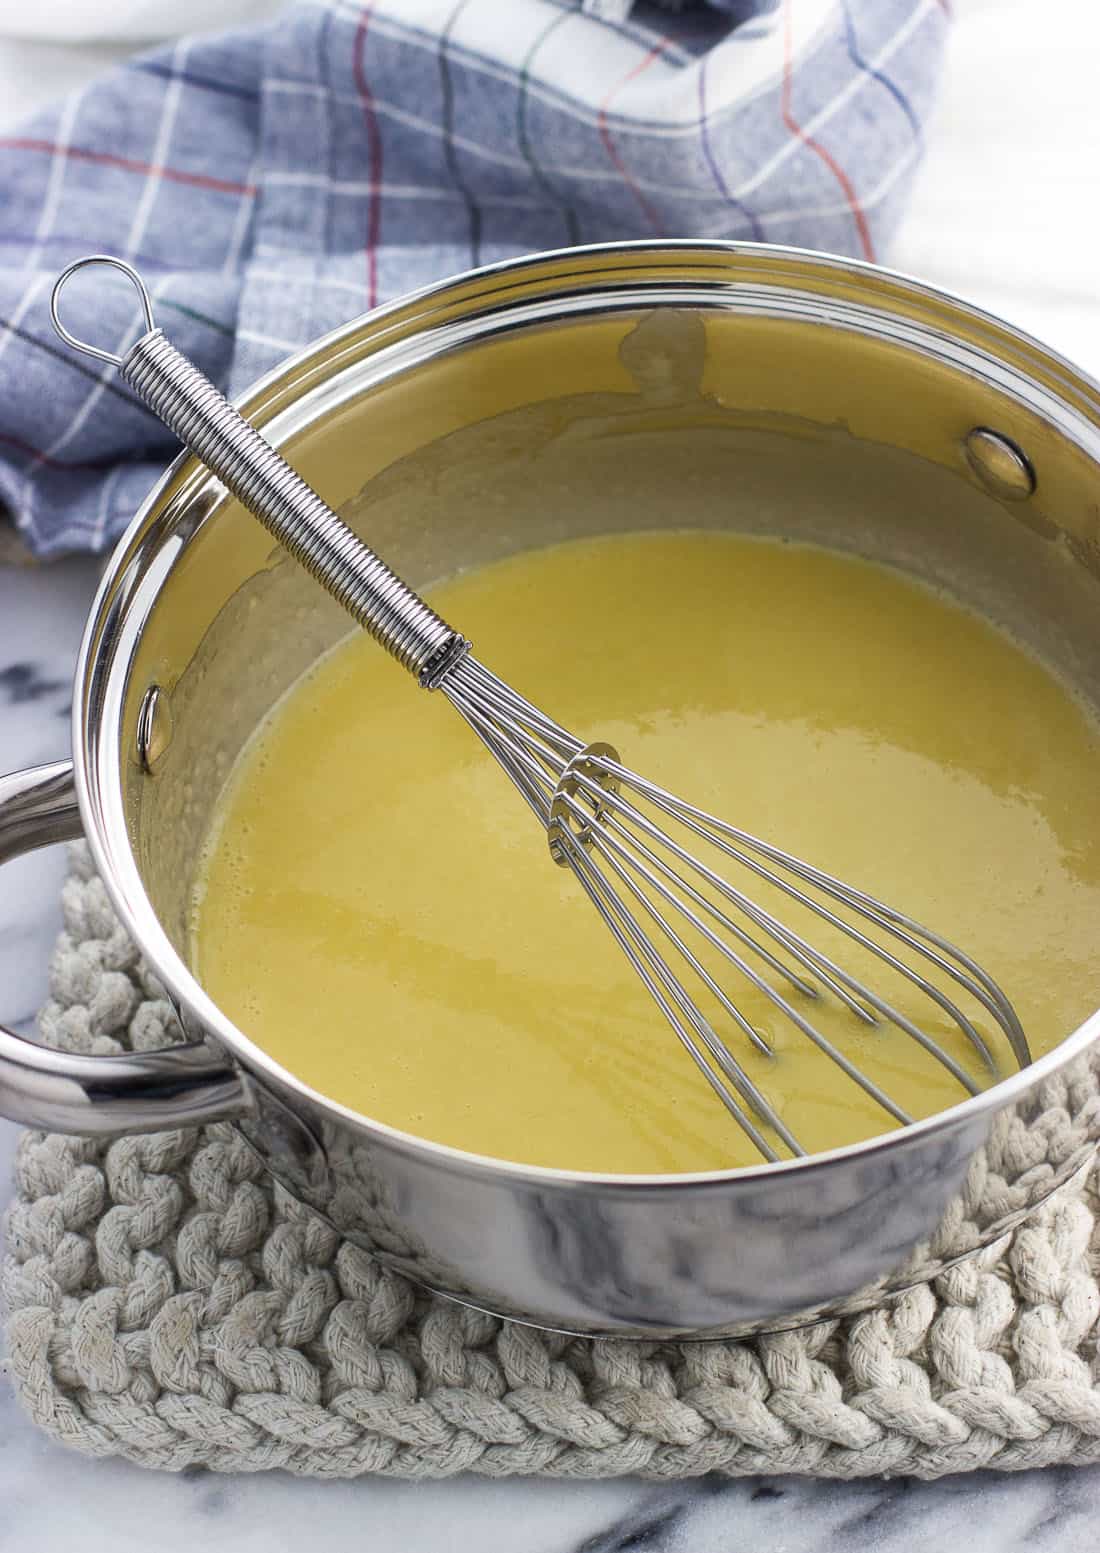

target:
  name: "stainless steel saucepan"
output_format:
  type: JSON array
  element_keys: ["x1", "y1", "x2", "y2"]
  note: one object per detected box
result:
[{"x1": 2, "y1": 242, "x2": 1099, "y2": 1339}]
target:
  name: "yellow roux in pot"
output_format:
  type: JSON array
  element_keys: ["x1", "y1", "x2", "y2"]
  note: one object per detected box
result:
[{"x1": 191, "y1": 531, "x2": 1100, "y2": 1173}]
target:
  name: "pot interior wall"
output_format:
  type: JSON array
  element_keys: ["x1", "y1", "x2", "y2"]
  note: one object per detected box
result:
[{"x1": 121, "y1": 303, "x2": 1100, "y2": 978}]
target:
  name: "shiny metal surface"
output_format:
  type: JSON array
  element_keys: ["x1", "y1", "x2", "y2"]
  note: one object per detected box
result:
[
  {"x1": 50, "y1": 252, "x2": 154, "y2": 366},
  {"x1": 2, "y1": 241, "x2": 1100, "y2": 1335},
  {"x1": 964, "y1": 426, "x2": 1037, "y2": 501},
  {"x1": 0, "y1": 761, "x2": 247, "y2": 1133},
  {"x1": 0, "y1": 759, "x2": 79, "y2": 864},
  {"x1": 135, "y1": 683, "x2": 172, "y2": 774},
  {"x1": 53, "y1": 257, "x2": 1033, "y2": 1164}
]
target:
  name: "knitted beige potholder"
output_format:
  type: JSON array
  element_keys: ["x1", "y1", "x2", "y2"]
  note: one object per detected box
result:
[{"x1": 5, "y1": 844, "x2": 1100, "y2": 1480}]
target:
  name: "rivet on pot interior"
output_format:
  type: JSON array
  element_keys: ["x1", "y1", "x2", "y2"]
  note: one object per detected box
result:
[
  {"x1": 964, "y1": 427, "x2": 1036, "y2": 501},
  {"x1": 136, "y1": 684, "x2": 173, "y2": 774}
]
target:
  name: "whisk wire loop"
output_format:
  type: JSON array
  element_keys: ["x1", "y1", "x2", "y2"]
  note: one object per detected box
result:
[{"x1": 579, "y1": 771, "x2": 991, "y2": 1089}]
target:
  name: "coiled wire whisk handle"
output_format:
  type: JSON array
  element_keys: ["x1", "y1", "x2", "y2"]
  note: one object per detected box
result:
[{"x1": 51, "y1": 256, "x2": 468, "y2": 688}]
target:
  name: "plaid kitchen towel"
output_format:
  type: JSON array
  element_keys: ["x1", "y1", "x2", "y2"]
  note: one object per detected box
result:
[{"x1": 0, "y1": 0, "x2": 947, "y2": 558}]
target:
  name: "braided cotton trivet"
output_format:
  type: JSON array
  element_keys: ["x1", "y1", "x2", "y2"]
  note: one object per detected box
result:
[{"x1": 5, "y1": 844, "x2": 1100, "y2": 1479}]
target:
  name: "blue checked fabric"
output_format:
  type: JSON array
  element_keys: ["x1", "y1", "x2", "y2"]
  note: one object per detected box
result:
[{"x1": 0, "y1": 0, "x2": 947, "y2": 558}]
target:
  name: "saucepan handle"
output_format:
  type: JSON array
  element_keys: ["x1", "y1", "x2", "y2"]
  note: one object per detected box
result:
[{"x1": 0, "y1": 760, "x2": 249, "y2": 1133}]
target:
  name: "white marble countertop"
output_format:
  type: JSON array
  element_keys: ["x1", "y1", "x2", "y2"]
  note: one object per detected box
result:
[{"x1": 4, "y1": 0, "x2": 1100, "y2": 1545}]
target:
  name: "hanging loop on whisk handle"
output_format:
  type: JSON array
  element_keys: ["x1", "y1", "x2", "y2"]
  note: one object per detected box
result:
[{"x1": 51, "y1": 255, "x2": 468, "y2": 688}]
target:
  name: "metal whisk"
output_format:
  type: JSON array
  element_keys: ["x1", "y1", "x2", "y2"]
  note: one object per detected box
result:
[{"x1": 51, "y1": 255, "x2": 1032, "y2": 1162}]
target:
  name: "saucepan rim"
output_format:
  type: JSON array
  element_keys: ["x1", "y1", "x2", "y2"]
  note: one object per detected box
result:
[{"x1": 71, "y1": 237, "x2": 1100, "y2": 1191}]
